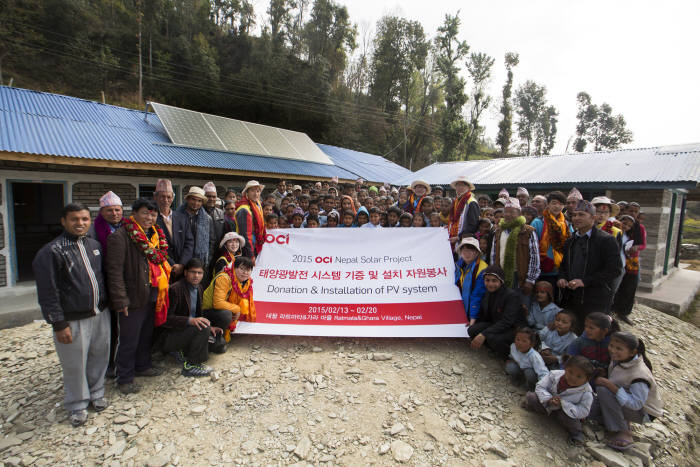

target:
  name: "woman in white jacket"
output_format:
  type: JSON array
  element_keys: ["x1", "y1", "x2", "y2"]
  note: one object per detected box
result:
[{"x1": 523, "y1": 355, "x2": 595, "y2": 445}]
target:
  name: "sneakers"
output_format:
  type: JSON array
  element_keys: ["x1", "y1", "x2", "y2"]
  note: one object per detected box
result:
[
  {"x1": 91, "y1": 397, "x2": 109, "y2": 412},
  {"x1": 118, "y1": 382, "x2": 140, "y2": 394},
  {"x1": 135, "y1": 366, "x2": 164, "y2": 377},
  {"x1": 69, "y1": 409, "x2": 88, "y2": 427},
  {"x1": 170, "y1": 350, "x2": 186, "y2": 364},
  {"x1": 182, "y1": 362, "x2": 212, "y2": 377}
]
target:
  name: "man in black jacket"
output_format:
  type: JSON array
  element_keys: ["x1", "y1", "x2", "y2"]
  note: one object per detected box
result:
[
  {"x1": 467, "y1": 265, "x2": 525, "y2": 358},
  {"x1": 154, "y1": 179, "x2": 194, "y2": 280},
  {"x1": 558, "y1": 200, "x2": 622, "y2": 328},
  {"x1": 33, "y1": 203, "x2": 110, "y2": 427},
  {"x1": 159, "y1": 258, "x2": 218, "y2": 377}
]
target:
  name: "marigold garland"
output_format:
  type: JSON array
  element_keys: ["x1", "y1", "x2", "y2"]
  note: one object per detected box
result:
[{"x1": 122, "y1": 217, "x2": 169, "y2": 264}]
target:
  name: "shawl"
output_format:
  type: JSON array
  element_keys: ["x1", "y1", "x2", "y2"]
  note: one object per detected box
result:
[
  {"x1": 236, "y1": 196, "x2": 266, "y2": 256},
  {"x1": 224, "y1": 264, "x2": 256, "y2": 325},
  {"x1": 340, "y1": 196, "x2": 357, "y2": 215},
  {"x1": 598, "y1": 220, "x2": 615, "y2": 235},
  {"x1": 93, "y1": 214, "x2": 120, "y2": 253},
  {"x1": 448, "y1": 191, "x2": 472, "y2": 237},
  {"x1": 403, "y1": 194, "x2": 425, "y2": 214},
  {"x1": 499, "y1": 216, "x2": 526, "y2": 288},
  {"x1": 539, "y1": 209, "x2": 569, "y2": 270},
  {"x1": 123, "y1": 217, "x2": 171, "y2": 326}
]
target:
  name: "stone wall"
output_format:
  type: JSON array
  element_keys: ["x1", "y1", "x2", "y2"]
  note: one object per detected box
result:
[
  {"x1": 72, "y1": 183, "x2": 137, "y2": 212},
  {"x1": 606, "y1": 188, "x2": 683, "y2": 291}
]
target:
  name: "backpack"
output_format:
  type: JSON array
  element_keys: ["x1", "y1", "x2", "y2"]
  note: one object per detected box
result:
[{"x1": 202, "y1": 271, "x2": 232, "y2": 310}]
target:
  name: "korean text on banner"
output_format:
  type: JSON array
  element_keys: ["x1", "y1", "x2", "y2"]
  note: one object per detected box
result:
[{"x1": 237, "y1": 228, "x2": 467, "y2": 337}]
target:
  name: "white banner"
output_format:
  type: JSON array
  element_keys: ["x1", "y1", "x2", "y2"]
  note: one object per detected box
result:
[{"x1": 237, "y1": 228, "x2": 467, "y2": 337}]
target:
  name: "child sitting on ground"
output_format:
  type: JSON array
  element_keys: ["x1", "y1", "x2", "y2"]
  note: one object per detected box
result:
[
  {"x1": 527, "y1": 281, "x2": 561, "y2": 330},
  {"x1": 539, "y1": 310, "x2": 578, "y2": 368},
  {"x1": 567, "y1": 312, "x2": 620, "y2": 377},
  {"x1": 588, "y1": 331, "x2": 664, "y2": 451},
  {"x1": 524, "y1": 355, "x2": 594, "y2": 445},
  {"x1": 506, "y1": 327, "x2": 549, "y2": 390}
]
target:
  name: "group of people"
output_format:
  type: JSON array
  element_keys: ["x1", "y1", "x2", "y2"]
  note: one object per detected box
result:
[{"x1": 33, "y1": 175, "x2": 660, "y2": 452}]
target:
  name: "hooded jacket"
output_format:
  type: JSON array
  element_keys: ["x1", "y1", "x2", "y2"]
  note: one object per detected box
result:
[{"x1": 535, "y1": 369, "x2": 593, "y2": 419}]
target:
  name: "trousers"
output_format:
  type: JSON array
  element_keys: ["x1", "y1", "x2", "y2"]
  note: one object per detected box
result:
[
  {"x1": 525, "y1": 391, "x2": 582, "y2": 435},
  {"x1": 587, "y1": 386, "x2": 646, "y2": 432},
  {"x1": 115, "y1": 300, "x2": 155, "y2": 384},
  {"x1": 53, "y1": 310, "x2": 110, "y2": 411}
]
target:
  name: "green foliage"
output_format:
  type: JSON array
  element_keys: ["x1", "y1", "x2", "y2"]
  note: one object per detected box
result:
[
  {"x1": 514, "y1": 80, "x2": 557, "y2": 156},
  {"x1": 434, "y1": 12, "x2": 469, "y2": 162},
  {"x1": 464, "y1": 51, "x2": 494, "y2": 156},
  {"x1": 496, "y1": 52, "x2": 518, "y2": 156},
  {"x1": 574, "y1": 91, "x2": 633, "y2": 152}
]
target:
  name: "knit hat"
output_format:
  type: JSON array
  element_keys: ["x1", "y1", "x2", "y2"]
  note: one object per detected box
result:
[
  {"x1": 574, "y1": 200, "x2": 596, "y2": 216},
  {"x1": 331, "y1": 176, "x2": 339, "y2": 184},
  {"x1": 155, "y1": 179, "x2": 173, "y2": 194},
  {"x1": 219, "y1": 231, "x2": 245, "y2": 249},
  {"x1": 567, "y1": 187, "x2": 583, "y2": 201},
  {"x1": 504, "y1": 197, "x2": 521, "y2": 210},
  {"x1": 99, "y1": 191, "x2": 122, "y2": 208},
  {"x1": 482, "y1": 264, "x2": 505, "y2": 284},
  {"x1": 517, "y1": 187, "x2": 529, "y2": 197},
  {"x1": 498, "y1": 188, "x2": 510, "y2": 199},
  {"x1": 203, "y1": 181, "x2": 217, "y2": 194},
  {"x1": 369, "y1": 186, "x2": 379, "y2": 194},
  {"x1": 534, "y1": 280, "x2": 554, "y2": 302}
]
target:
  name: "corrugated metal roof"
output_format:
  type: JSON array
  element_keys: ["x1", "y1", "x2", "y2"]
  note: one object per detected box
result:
[
  {"x1": 394, "y1": 146, "x2": 700, "y2": 189},
  {"x1": 317, "y1": 143, "x2": 412, "y2": 184},
  {"x1": 0, "y1": 86, "x2": 393, "y2": 181}
]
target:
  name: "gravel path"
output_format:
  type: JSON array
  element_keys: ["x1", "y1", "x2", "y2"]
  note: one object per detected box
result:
[{"x1": 0, "y1": 304, "x2": 698, "y2": 466}]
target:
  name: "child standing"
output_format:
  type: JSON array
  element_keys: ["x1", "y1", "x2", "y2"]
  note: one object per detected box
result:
[
  {"x1": 399, "y1": 213, "x2": 413, "y2": 227},
  {"x1": 539, "y1": 310, "x2": 577, "y2": 367},
  {"x1": 588, "y1": 332, "x2": 664, "y2": 451},
  {"x1": 567, "y1": 312, "x2": 620, "y2": 376},
  {"x1": 361, "y1": 207, "x2": 383, "y2": 228},
  {"x1": 524, "y1": 356, "x2": 595, "y2": 445},
  {"x1": 506, "y1": 327, "x2": 549, "y2": 390},
  {"x1": 355, "y1": 206, "x2": 369, "y2": 227},
  {"x1": 527, "y1": 281, "x2": 561, "y2": 330}
]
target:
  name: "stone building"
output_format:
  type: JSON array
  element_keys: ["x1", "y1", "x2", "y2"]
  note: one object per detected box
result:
[
  {"x1": 395, "y1": 146, "x2": 700, "y2": 292},
  {"x1": 0, "y1": 86, "x2": 411, "y2": 288}
]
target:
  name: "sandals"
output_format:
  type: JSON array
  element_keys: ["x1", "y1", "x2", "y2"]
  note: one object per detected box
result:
[{"x1": 606, "y1": 436, "x2": 635, "y2": 451}]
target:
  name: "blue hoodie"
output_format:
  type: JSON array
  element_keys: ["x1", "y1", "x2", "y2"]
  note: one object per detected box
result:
[
  {"x1": 355, "y1": 206, "x2": 369, "y2": 228},
  {"x1": 454, "y1": 257, "x2": 487, "y2": 320}
]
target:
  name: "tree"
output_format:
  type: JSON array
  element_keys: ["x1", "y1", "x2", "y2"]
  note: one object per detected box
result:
[
  {"x1": 434, "y1": 12, "x2": 469, "y2": 162},
  {"x1": 496, "y1": 52, "x2": 519, "y2": 155},
  {"x1": 514, "y1": 80, "x2": 557, "y2": 156},
  {"x1": 464, "y1": 51, "x2": 494, "y2": 156},
  {"x1": 303, "y1": 0, "x2": 356, "y2": 86},
  {"x1": 574, "y1": 92, "x2": 633, "y2": 152}
]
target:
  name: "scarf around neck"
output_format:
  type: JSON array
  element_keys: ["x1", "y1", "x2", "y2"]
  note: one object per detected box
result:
[
  {"x1": 122, "y1": 216, "x2": 171, "y2": 326},
  {"x1": 499, "y1": 215, "x2": 526, "y2": 288},
  {"x1": 540, "y1": 209, "x2": 569, "y2": 269},
  {"x1": 236, "y1": 196, "x2": 266, "y2": 256},
  {"x1": 224, "y1": 265, "x2": 256, "y2": 326},
  {"x1": 449, "y1": 191, "x2": 472, "y2": 237}
]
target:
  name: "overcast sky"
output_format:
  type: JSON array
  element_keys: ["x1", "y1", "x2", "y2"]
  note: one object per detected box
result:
[{"x1": 254, "y1": 0, "x2": 699, "y2": 154}]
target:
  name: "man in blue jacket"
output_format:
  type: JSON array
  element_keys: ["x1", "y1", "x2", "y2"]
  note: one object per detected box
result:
[{"x1": 33, "y1": 203, "x2": 110, "y2": 427}]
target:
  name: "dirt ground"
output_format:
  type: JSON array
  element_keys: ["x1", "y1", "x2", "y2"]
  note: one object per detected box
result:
[{"x1": 0, "y1": 303, "x2": 698, "y2": 467}]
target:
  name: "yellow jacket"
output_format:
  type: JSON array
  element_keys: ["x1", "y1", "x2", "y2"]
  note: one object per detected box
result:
[{"x1": 212, "y1": 273, "x2": 255, "y2": 321}]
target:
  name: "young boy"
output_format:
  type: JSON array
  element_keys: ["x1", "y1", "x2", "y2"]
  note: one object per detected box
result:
[
  {"x1": 362, "y1": 207, "x2": 383, "y2": 228},
  {"x1": 440, "y1": 197, "x2": 452, "y2": 225},
  {"x1": 265, "y1": 213, "x2": 279, "y2": 229},
  {"x1": 386, "y1": 206, "x2": 402, "y2": 227},
  {"x1": 291, "y1": 211, "x2": 304, "y2": 228},
  {"x1": 306, "y1": 215, "x2": 320, "y2": 228},
  {"x1": 278, "y1": 216, "x2": 290, "y2": 228},
  {"x1": 339, "y1": 210, "x2": 355, "y2": 228},
  {"x1": 419, "y1": 196, "x2": 435, "y2": 224},
  {"x1": 306, "y1": 201, "x2": 325, "y2": 226},
  {"x1": 161, "y1": 258, "x2": 215, "y2": 377}
]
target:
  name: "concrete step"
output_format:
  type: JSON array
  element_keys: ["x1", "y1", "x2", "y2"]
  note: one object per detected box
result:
[{"x1": 635, "y1": 266, "x2": 700, "y2": 317}]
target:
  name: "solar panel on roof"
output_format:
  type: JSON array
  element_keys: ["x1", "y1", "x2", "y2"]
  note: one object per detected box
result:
[
  {"x1": 150, "y1": 103, "x2": 225, "y2": 151},
  {"x1": 150, "y1": 101, "x2": 334, "y2": 165}
]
